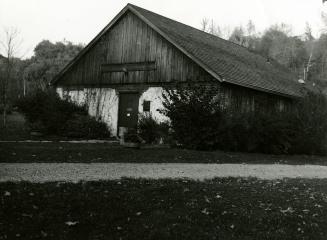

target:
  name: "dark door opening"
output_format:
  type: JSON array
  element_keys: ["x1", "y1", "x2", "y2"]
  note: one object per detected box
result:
[{"x1": 118, "y1": 92, "x2": 139, "y2": 130}]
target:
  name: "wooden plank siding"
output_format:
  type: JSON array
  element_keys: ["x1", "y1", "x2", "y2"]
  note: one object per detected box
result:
[
  {"x1": 222, "y1": 84, "x2": 293, "y2": 113},
  {"x1": 57, "y1": 11, "x2": 213, "y2": 87}
]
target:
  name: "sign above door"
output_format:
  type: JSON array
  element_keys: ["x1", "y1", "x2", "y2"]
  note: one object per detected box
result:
[{"x1": 101, "y1": 61, "x2": 156, "y2": 73}]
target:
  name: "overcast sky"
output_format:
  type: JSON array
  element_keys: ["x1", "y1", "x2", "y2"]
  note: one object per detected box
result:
[{"x1": 1, "y1": 0, "x2": 327, "y2": 58}]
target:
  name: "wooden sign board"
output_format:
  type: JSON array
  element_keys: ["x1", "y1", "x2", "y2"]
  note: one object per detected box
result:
[{"x1": 101, "y1": 62, "x2": 156, "y2": 73}]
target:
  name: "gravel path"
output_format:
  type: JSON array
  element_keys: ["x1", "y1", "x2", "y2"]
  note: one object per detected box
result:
[{"x1": 1, "y1": 163, "x2": 327, "y2": 182}]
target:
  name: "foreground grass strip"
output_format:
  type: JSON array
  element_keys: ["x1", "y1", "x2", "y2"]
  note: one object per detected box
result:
[
  {"x1": 2, "y1": 142, "x2": 327, "y2": 164},
  {"x1": 2, "y1": 163, "x2": 327, "y2": 182},
  {"x1": 1, "y1": 178, "x2": 327, "y2": 239}
]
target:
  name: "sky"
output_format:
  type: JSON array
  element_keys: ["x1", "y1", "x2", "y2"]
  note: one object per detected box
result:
[{"x1": 1, "y1": 0, "x2": 327, "y2": 58}]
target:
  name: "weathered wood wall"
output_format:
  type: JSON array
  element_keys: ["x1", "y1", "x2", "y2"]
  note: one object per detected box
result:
[
  {"x1": 163, "y1": 82, "x2": 292, "y2": 113},
  {"x1": 56, "y1": 10, "x2": 213, "y2": 87},
  {"x1": 223, "y1": 83, "x2": 292, "y2": 112}
]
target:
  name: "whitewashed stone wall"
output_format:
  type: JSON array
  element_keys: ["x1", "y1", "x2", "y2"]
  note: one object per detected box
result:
[
  {"x1": 56, "y1": 86, "x2": 168, "y2": 136},
  {"x1": 56, "y1": 87, "x2": 119, "y2": 135},
  {"x1": 138, "y1": 87, "x2": 168, "y2": 123}
]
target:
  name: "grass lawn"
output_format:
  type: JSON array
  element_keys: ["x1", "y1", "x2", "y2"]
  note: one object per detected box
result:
[
  {"x1": 1, "y1": 178, "x2": 327, "y2": 239},
  {"x1": 0, "y1": 112, "x2": 30, "y2": 141},
  {"x1": 1, "y1": 141, "x2": 327, "y2": 164}
]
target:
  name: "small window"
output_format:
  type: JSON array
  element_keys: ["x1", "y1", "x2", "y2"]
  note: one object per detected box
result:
[{"x1": 143, "y1": 101, "x2": 151, "y2": 112}]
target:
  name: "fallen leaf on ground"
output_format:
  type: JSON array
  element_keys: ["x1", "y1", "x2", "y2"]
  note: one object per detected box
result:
[
  {"x1": 65, "y1": 221, "x2": 79, "y2": 226},
  {"x1": 41, "y1": 231, "x2": 47, "y2": 237},
  {"x1": 201, "y1": 208, "x2": 209, "y2": 215},
  {"x1": 280, "y1": 207, "x2": 295, "y2": 214},
  {"x1": 4, "y1": 191, "x2": 11, "y2": 196}
]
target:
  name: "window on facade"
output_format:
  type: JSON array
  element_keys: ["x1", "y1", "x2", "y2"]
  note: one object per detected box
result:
[
  {"x1": 62, "y1": 89, "x2": 70, "y2": 101},
  {"x1": 143, "y1": 100, "x2": 151, "y2": 112}
]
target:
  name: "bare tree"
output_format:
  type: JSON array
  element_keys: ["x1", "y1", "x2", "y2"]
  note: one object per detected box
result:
[
  {"x1": 322, "y1": 12, "x2": 327, "y2": 33},
  {"x1": 303, "y1": 23, "x2": 315, "y2": 81},
  {"x1": 229, "y1": 26, "x2": 247, "y2": 46},
  {"x1": 201, "y1": 18, "x2": 232, "y2": 39},
  {"x1": 246, "y1": 20, "x2": 256, "y2": 36},
  {"x1": 209, "y1": 20, "x2": 223, "y2": 37},
  {"x1": 201, "y1": 18, "x2": 209, "y2": 32},
  {"x1": 0, "y1": 27, "x2": 22, "y2": 127}
]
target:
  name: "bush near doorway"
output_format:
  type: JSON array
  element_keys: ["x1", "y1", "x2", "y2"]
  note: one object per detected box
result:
[{"x1": 137, "y1": 113, "x2": 170, "y2": 144}]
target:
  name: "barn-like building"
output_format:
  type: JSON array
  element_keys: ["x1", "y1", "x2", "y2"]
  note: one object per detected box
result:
[{"x1": 52, "y1": 4, "x2": 302, "y2": 136}]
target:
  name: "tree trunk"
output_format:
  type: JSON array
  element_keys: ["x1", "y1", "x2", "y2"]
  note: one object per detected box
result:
[
  {"x1": 2, "y1": 92, "x2": 7, "y2": 127},
  {"x1": 3, "y1": 108, "x2": 6, "y2": 127}
]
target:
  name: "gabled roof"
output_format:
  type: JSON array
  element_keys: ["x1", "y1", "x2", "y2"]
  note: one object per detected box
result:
[{"x1": 52, "y1": 3, "x2": 303, "y2": 98}]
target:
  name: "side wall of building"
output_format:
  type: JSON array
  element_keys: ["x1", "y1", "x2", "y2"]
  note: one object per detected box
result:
[{"x1": 56, "y1": 86, "x2": 167, "y2": 136}]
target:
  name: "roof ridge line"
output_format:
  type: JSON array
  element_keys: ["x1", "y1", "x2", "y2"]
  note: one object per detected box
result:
[{"x1": 127, "y1": 3, "x2": 271, "y2": 61}]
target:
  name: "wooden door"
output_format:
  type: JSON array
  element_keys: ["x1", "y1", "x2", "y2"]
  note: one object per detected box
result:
[{"x1": 118, "y1": 92, "x2": 139, "y2": 129}]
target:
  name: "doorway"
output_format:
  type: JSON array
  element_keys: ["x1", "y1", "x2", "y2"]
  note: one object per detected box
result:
[{"x1": 118, "y1": 92, "x2": 139, "y2": 130}]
